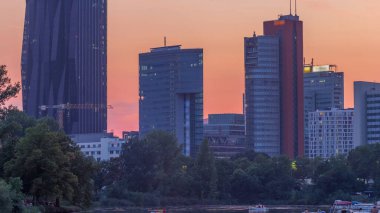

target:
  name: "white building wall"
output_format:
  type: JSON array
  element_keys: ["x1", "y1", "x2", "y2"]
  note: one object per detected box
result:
[
  {"x1": 308, "y1": 109, "x2": 354, "y2": 159},
  {"x1": 77, "y1": 137, "x2": 125, "y2": 161}
]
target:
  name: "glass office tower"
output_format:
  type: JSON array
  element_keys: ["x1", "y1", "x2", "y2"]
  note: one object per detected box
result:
[
  {"x1": 244, "y1": 34, "x2": 281, "y2": 156},
  {"x1": 139, "y1": 45, "x2": 203, "y2": 157}
]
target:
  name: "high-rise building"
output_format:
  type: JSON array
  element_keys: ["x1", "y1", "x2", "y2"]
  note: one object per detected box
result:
[
  {"x1": 204, "y1": 114, "x2": 246, "y2": 159},
  {"x1": 303, "y1": 64, "x2": 344, "y2": 156},
  {"x1": 21, "y1": 0, "x2": 107, "y2": 134},
  {"x1": 307, "y1": 109, "x2": 354, "y2": 159},
  {"x1": 244, "y1": 13, "x2": 304, "y2": 158},
  {"x1": 263, "y1": 14, "x2": 304, "y2": 158},
  {"x1": 139, "y1": 45, "x2": 203, "y2": 157},
  {"x1": 304, "y1": 64, "x2": 344, "y2": 112},
  {"x1": 354, "y1": 82, "x2": 380, "y2": 146},
  {"x1": 244, "y1": 34, "x2": 281, "y2": 156}
]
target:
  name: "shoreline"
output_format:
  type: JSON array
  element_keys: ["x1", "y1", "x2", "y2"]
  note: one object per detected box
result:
[{"x1": 88, "y1": 205, "x2": 331, "y2": 212}]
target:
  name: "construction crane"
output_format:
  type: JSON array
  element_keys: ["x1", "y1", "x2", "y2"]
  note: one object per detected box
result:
[{"x1": 39, "y1": 103, "x2": 113, "y2": 129}]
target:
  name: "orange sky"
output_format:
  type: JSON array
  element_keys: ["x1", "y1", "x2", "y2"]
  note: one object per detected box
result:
[{"x1": 1, "y1": 0, "x2": 380, "y2": 136}]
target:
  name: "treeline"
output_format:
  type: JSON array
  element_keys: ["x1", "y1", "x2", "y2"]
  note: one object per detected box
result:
[
  {"x1": 0, "y1": 65, "x2": 94, "y2": 212},
  {"x1": 95, "y1": 131, "x2": 380, "y2": 207}
]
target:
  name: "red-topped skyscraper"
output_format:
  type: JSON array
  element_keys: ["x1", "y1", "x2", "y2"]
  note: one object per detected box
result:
[{"x1": 263, "y1": 14, "x2": 304, "y2": 158}]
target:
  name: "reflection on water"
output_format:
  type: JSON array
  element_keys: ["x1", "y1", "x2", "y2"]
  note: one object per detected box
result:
[{"x1": 91, "y1": 206, "x2": 329, "y2": 213}]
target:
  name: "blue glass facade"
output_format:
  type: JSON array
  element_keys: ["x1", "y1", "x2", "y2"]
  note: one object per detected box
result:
[
  {"x1": 21, "y1": 0, "x2": 107, "y2": 134},
  {"x1": 204, "y1": 114, "x2": 246, "y2": 158},
  {"x1": 304, "y1": 68, "x2": 344, "y2": 112},
  {"x1": 244, "y1": 34, "x2": 281, "y2": 156},
  {"x1": 139, "y1": 45, "x2": 203, "y2": 157},
  {"x1": 354, "y1": 82, "x2": 380, "y2": 146},
  {"x1": 303, "y1": 66, "x2": 344, "y2": 156}
]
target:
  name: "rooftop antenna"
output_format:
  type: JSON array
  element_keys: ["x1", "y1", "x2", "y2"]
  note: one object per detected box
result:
[
  {"x1": 295, "y1": 0, "x2": 297, "y2": 15},
  {"x1": 290, "y1": 0, "x2": 292, "y2": 15},
  {"x1": 164, "y1": 37, "x2": 167, "y2": 47}
]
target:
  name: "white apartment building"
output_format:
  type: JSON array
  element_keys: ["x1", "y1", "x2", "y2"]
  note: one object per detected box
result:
[
  {"x1": 307, "y1": 108, "x2": 354, "y2": 159},
  {"x1": 71, "y1": 133, "x2": 126, "y2": 161}
]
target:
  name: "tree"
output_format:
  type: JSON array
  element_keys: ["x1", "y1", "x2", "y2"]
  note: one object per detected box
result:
[
  {"x1": 0, "y1": 178, "x2": 24, "y2": 213},
  {"x1": 0, "y1": 110, "x2": 36, "y2": 177},
  {"x1": 71, "y1": 151, "x2": 97, "y2": 207},
  {"x1": 4, "y1": 119, "x2": 82, "y2": 206},
  {"x1": 348, "y1": 144, "x2": 380, "y2": 181},
  {"x1": 193, "y1": 140, "x2": 217, "y2": 200},
  {"x1": 215, "y1": 159, "x2": 234, "y2": 200},
  {"x1": 121, "y1": 131, "x2": 183, "y2": 194},
  {"x1": 0, "y1": 65, "x2": 21, "y2": 117},
  {"x1": 313, "y1": 156, "x2": 363, "y2": 202}
]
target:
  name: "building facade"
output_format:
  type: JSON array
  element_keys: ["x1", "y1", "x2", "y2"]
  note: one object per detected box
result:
[
  {"x1": 263, "y1": 14, "x2": 304, "y2": 158},
  {"x1": 21, "y1": 0, "x2": 108, "y2": 134},
  {"x1": 139, "y1": 45, "x2": 203, "y2": 157},
  {"x1": 244, "y1": 34, "x2": 281, "y2": 156},
  {"x1": 71, "y1": 133, "x2": 125, "y2": 161},
  {"x1": 304, "y1": 64, "x2": 344, "y2": 112},
  {"x1": 307, "y1": 109, "x2": 354, "y2": 159},
  {"x1": 122, "y1": 131, "x2": 139, "y2": 142},
  {"x1": 354, "y1": 82, "x2": 380, "y2": 146},
  {"x1": 244, "y1": 14, "x2": 304, "y2": 158},
  {"x1": 204, "y1": 114, "x2": 246, "y2": 158},
  {"x1": 304, "y1": 64, "x2": 344, "y2": 156}
]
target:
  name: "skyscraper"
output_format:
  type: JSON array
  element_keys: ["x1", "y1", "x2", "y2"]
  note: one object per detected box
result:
[
  {"x1": 244, "y1": 13, "x2": 304, "y2": 158},
  {"x1": 139, "y1": 45, "x2": 203, "y2": 157},
  {"x1": 21, "y1": 0, "x2": 107, "y2": 134},
  {"x1": 263, "y1": 14, "x2": 304, "y2": 158},
  {"x1": 304, "y1": 64, "x2": 344, "y2": 112},
  {"x1": 354, "y1": 81, "x2": 380, "y2": 146},
  {"x1": 303, "y1": 64, "x2": 344, "y2": 156},
  {"x1": 244, "y1": 34, "x2": 281, "y2": 156}
]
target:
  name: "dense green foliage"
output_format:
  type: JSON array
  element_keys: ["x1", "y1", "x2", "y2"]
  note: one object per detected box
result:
[
  {"x1": 0, "y1": 178, "x2": 24, "y2": 213},
  {"x1": 0, "y1": 112, "x2": 97, "y2": 211},
  {"x1": 96, "y1": 132, "x2": 380, "y2": 207}
]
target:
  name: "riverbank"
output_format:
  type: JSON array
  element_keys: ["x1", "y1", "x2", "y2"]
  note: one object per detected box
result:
[{"x1": 86, "y1": 205, "x2": 331, "y2": 213}]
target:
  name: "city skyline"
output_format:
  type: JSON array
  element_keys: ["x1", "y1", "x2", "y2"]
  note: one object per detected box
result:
[{"x1": 1, "y1": 0, "x2": 380, "y2": 136}]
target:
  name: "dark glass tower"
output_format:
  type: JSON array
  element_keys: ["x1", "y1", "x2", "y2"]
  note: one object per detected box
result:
[
  {"x1": 21, "y1": 0, "x2": 107, "y2": 134},
  {"x1": 139, "y1": 45, "x2": 203, "y2": 157},
  {"x1": 244, "y1": 34, "x2": 281, "y2": 156}
]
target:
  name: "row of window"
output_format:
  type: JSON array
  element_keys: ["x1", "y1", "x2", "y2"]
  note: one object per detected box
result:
[{"x1": 85, "y1": 150, "x2": 121, "y2": 156}]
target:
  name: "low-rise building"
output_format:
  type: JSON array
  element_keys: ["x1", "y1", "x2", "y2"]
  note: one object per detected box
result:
[
  {"x1": 71, "y1": 133, "x2": 125, "y2": 161},
  {"x1": 122, "y1": 131, "x2": 139, "y2": 142},
  {"x1": 307, "y1": 109, "x2": 354, "y2": 159},
  {"x1": 204, "y1": 114, "x2": 246, "y2": 158}
]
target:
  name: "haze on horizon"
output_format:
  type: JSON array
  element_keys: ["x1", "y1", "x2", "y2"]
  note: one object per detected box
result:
[{"x1": 0, "y1": 0, "x2": 379, "y2": 136}]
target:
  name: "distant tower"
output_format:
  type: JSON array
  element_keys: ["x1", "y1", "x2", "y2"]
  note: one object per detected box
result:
[
  {"x1": 263, "y1": 14, "x2": 304, "y2": 158},
  {"x1": 139, "y1": 45, "x2": 204, "y2": 157},
  {"x1": 245, "y1": 34, "x2": 281, "y2": 156},
  {"x1": 21, "y1": 0, "x2": 108, "y2": 134},
  {"x1": 245, "y1": 10, "x2": 304, "y2": 158}
]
